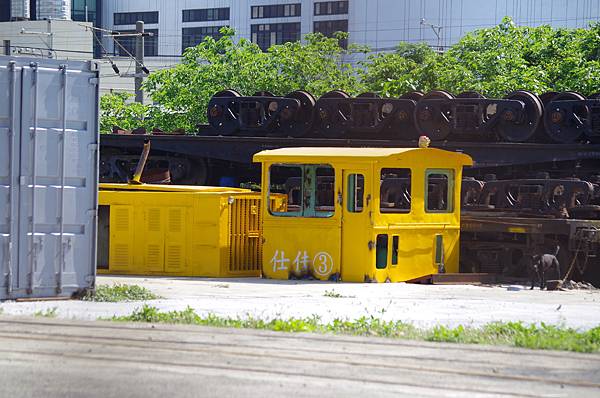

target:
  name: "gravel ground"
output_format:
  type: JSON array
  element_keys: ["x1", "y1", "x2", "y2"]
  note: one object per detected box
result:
[{"x1": 1, "y1": 275, "x2": 599, "y2": 329}]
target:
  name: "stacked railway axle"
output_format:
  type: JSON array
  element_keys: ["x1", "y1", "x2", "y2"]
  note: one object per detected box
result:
[{"x1": 207, "y1": 89, "x2": 600, "y2": 143}]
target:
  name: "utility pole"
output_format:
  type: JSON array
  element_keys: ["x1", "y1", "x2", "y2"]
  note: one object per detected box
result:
[
  {"x1": 135, "y1": 20, "x2": 144, "y2": 104},
  {"x1": 420, "y1": 18, "x2": 444, "y2": 53}
]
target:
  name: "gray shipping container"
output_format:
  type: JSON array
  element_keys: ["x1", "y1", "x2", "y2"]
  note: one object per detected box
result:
[{"x1": 0, "y1": 56, "x2": 98, "y2": 300}]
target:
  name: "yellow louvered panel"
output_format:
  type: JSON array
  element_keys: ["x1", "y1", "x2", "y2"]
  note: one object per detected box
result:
[
  {"x1": 114, "y1": 208, "x2": 130, "y2": 231},
  {"x1": 229, "y1": 197, "x2": 262, "y2": 274},
  {"x1": 165, "y1": 207, "x2": 185, "y2": 272},
  {"x1": 147, "y1": 208, "x2": 161, "y2": 232},
  {"x1": 145, "y1": 208, "x2": 164, "y2": 272},
  {"x1": 113, "y1": 244, "x2": 130, "y2": 267},
  {"x1": 109, "y1": 206, "x2": 134, "y2": 271},
  {"x1": 146, "y1": 244, "x2": 162, "y2": 268},
  {"x1": 166, "y1": 245, "x2": 184, "y2": 272}
]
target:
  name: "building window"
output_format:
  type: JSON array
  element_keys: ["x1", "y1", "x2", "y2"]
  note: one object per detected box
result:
[
  {"x1": 114, "y1": 11, "x2": 158, "y2": 25},
  {"x1": 314, "y1": 19, "x2": 348, "y2": 47},
  {"x1": 251, "y1": 23, "x2": 301, "y2": 50},
  {"x1": 182, "y1": 26, "x2": 226, "y2": 51},
  {"x1": 114, "y1": 29, "x2": 158, "y2": 57},
  {"x1": 251, "y1": 4, "x2": 301, "y2": 19},
  {"x1": 72, "y1": 0, "x2": 103, "y2": 58},
  {"x1": 314, "y1": 1, "x2": 348, "y2": 16},
  {"x1": 72, "y1": 0, "x2": 98, "y2": 23},
  {"x1": 182, "y1": 8, "x2": 229, "y2": 23}
]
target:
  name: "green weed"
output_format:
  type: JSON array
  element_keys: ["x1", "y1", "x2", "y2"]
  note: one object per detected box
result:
[
  {"x1": 111, "y1": 305, "x2": 600, "y2": 353},
  {"x1": 323, "y1": 289, "x2": 355, "y2": 298},
  {"x1": 83, "y1": 284, "x2": 159, "y2": 302},
  {"x1": 34, "y1": 307, "x2": 58, "y2": 318}
]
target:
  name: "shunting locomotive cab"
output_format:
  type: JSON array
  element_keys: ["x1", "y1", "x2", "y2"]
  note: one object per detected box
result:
[{"x1": 254, "y1": 147, "x2": 473, "y2": 282}]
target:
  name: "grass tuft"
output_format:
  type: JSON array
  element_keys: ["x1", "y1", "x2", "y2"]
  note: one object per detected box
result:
[
  {"x1": 323, "y1": 289, "x2": 355, "y2": 298},
  {"x1": 111, "y1": 305, "x2": 600, "y2": 353},
  {"x1": 83, "y1": 284, "x2": 159, "y2": 302},
  {"x1": 34, "y1": 307, "x2": 58, "y2": 318}
]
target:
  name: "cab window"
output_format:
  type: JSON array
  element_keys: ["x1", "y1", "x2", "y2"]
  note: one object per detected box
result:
[
  {"x1": 269, "y1": 164, "x2": 335, "y2": 218},
  {"x1": 426, "y1": 169, "x2": 454, "y2": 213},
  {"x1": 347, "y1": 174, "x2": 364, "y2": 213},
  {"x1": 380, "y1": 168, "x2": 411, "y2": 213}
]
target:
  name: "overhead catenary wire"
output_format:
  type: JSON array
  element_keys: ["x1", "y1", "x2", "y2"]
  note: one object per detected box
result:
[{"x1": 78, "y1": 23, "x2": 151, "y2": 74}]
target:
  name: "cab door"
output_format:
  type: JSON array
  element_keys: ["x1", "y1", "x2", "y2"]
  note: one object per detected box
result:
[{"x1": 341, "y1": 169, "x2": 371, "y2": 282}]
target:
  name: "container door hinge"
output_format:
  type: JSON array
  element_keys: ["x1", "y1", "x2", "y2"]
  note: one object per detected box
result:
[
  {"x1": 88, "y1": 143, "x2": 98, "y2": 151},
  {"x1": 88, "y1": 77, "x2": 99, "y2": 86}
]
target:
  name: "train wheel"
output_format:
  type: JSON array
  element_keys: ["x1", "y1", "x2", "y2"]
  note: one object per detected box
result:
[
  {"x1": 543, "y1": 91, "x2": 587, "y2": 144},
  {"x1": 207, "y1": 89, "x2": 242, "y2": 135},
  {"x1": 357, "y1": 92, "x2": 381, "y2": 98},
  {"x1": 457, "y1": 91, "x2": 485, "y2": 99},
  {"x1": 539, "y1": 92, "x2": 559, "y2": 105},
  {"x1": 317, "y1": 90, "x2": 351, "y2": 138},
  {"x1": 497, "y1": 90, "x2": 542, "y2": 142},
  {"x1": 400, "y1": 91, "x2": 424, "y2": 102},
  {"x1": 176, "y1": 157, "x2": 209, "y2": 185},
  {"x1": 530, "y1": 92, "x2": 560, "y2": 142},
  {"x1": 214, "y1": 89, "x2": 242, "y2": 98},
  {"x1": 415, "y1": 90, "x2": 454, "y2": 141},
  {"x1": 280, "y1": 90, "x2": 316, "y2": 138},
  {"x1": 252, "y1": 91, "x2": 275, "y2": 97}
]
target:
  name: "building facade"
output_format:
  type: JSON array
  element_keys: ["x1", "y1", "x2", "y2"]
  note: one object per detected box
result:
[{"x1": 100, "y1": 0, "x2": 600, "y2": 59}]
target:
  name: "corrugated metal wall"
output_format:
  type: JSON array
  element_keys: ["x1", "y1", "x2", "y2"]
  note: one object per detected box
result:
[{"x1": 0, "y1": 56, "x2": 98, "y2": 300}]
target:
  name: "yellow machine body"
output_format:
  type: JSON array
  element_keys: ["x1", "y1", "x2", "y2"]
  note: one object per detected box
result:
[
  {"x1": 253, "y1": 147, "x2": 473, "y2": 283},
  {"x1": 97, "y1": 184, "x2": 263, "y2": 277}
]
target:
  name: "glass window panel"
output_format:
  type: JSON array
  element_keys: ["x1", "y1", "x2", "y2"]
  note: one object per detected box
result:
[
  {"x1": 182, "y1": 26, "x2": 225, "y2": 51},
  {"x1": 426, "y1": 170, "x2": 454, "y2": 213},
  {"x1": 252, "y1": 3, "x2": 300, "y2": 18},
  {"x1": 269, "y1": 164, "x2": 335, "y2": 218},
  {"x1": 380, "y1": 168, "x2": 412, "y2": 214},
  {"x1": 347, "y1": 174, "x2": 364, "y2": 213},
  {"x1": 376, "y1": 234, "x2": 388, "y2": 269},
  {"x1": 270, "y1": 165, "x2": 303, "y2": 216},
  {"x1": 115, "y1": 29, "x2": 158, "y2": 57},
  {"x1": 313, "y1": 1, "x2": 349, "y2": 16}
]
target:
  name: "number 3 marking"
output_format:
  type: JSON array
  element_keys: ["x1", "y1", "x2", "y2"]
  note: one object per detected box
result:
[{"x1": 313, "y1": 252, "x2": 333, "y2": 277}]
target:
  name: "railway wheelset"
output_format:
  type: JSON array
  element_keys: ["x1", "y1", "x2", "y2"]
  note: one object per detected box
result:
[{"x1": 207, "y1": 89, "x2": 600, "y2": 143}]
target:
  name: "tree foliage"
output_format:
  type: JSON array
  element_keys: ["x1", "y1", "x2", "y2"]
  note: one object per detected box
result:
[
  {"x1": 359, "y1": 42, "x2": 439, "y2": 96},
  {"x1": 435, "y1": 18, "x2": 600, "y2": 97},
  {"x1": 101, "y1": 19, "x2": 600, "y2": 133}
]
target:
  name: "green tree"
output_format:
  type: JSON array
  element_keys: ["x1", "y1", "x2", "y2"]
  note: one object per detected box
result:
[
  {"x1": 99, "y1": 92, "x2": 149, "y2": 134},
  {"x1": 435, "y1": 18, "x2": 600, "y2": 97},
  {"x1": 359, "y1": 42, "x2": 439, "y2": 96}
]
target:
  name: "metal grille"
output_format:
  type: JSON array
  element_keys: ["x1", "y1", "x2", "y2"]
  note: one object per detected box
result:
[{"x1": 229, "y1": 197, "x2": 262, "y2": 273}]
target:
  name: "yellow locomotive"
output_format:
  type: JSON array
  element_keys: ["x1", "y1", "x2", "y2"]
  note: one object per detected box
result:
[{"x1": 98, "y1": 146, "x2": 472, "y2": 282}]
